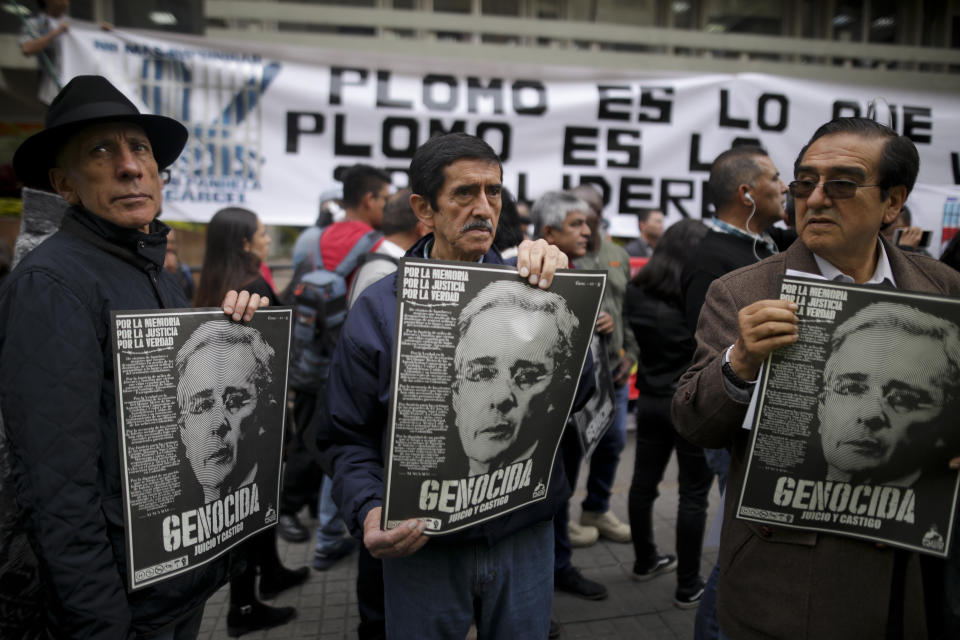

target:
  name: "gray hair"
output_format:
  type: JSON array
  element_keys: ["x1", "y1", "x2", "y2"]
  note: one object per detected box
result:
[{"x1": 531, "y1": 191, "x2": 589, "y2": 239}]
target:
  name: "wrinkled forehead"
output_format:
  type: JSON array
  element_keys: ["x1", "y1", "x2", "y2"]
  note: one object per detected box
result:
[
  {"x1": 177, "y1": 342, "x2": 259, "y2": 391},
  {"x1": 823, "y1": 327, "x2": 947, "y2": 385},
  {"x1": 58, "y1": 121, "x2": 150, "y2": 161},
  {"x1": 456, "y1": 307, "x2": 558, "y2": 359}
]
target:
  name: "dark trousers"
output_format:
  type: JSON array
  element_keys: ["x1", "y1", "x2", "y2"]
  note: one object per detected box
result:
[
  {"x1": 553, "y1": 424, "x2": 583, "y2": 575},
  {"x1": 230, "y1": 528, "x2": 283, "y2": 606},
  {"x1": 628, "y1": 394, "x2": 713, "y2": 589},
  {"x1": 280, "y1": 391, "x2": 322, "y2": 516},
  {"x1": 357, "y1": 546, "x2": 386, "y2": 640}
]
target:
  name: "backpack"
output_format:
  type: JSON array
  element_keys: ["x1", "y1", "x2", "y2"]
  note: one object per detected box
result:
[{"x1": 288, "y1": 226, "x2": 381, "y2": 393}]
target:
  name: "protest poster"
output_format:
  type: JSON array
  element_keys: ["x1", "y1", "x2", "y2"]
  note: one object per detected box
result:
[
  {"x1": 382, "y1": 260, "x2": 605, "y2": 534},
  {"x1": 111, "y1": 308, "x2": 292, "y2": 589},
  {"x1": 737, "y1": 276, "x2": 960, "y2": 556},
  {"x1": 572, "y1": 333, "x2": 616, "y2": 460}
]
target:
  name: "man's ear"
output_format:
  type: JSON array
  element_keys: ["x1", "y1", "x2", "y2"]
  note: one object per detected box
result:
[
  {"x1": 410, "y1": 193, "x2": 436, "y2": 231},
  {"x1": 48, "y1": 167, "x2": 81, "y2": 205},
  {"x1": 881, "y1": 185, "x2": 908, "y2": 227},
  {"x1": 542, "y1": 226, "x2": 557, "y2": 245}
]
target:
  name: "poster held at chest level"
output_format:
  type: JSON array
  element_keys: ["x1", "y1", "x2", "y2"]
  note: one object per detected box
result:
[
  {"x1": 737, "y1": 276, "x2": 960, "y2": 557},
  {"x1": 111, "y1": 308, "x2": 292, "y2": 589},
  {"x1": 572, "y1": 333, "x2": 616, "y2": 460},
  {"x1": 383, "y1": 260, "x2": 605, "y2": 534}
]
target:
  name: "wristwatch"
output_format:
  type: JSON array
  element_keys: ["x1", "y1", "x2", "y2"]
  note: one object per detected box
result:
[{"x1": 722, "y1": 345, "x2": 754, "y2": 390}]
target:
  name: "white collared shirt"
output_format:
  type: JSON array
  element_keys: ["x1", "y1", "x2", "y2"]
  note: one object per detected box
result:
[{"x1": 798, "y1": 238, "x2": 897, "y2": 287}]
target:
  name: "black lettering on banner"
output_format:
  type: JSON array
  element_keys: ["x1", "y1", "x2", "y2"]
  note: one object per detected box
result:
[
  {"x1": 329, "y1": 66, "x2": 368, "y2": 106},
  {"x1": 833, "y1": 101, "x2": 861, "y2": 119},
  {"x1": 563, "y1": 127, "x2": 598, "y2": 166},
  {"x1": 607, "y1": 129, "x2": 641, "y2": 169},
  {"x1": 618, "y1": 176, "x2": 654, "y2": 214},
  {"x1": 597, "y1": 85, "x2": 631, "y2": 121},
  {"x1": 561, "y1": 175, "x2": 611, "y2": 207},
  {"x1": 700, "y1": 180, "x2": 713, "y2": 219},
  {"x1": 382, "y1": 117, "x2": 419, "y2": 158},
  {"x1": 903, "y1": 106, "x2": 932, "y2": 144},
  {"x1": 661, "y1": 179, "x2": 695, "y2": 219},
  {"x1": 688, "y1": 133, "x2": 712, "y2": 172},
  {"x1": 952, "y1": 153, "x2": 960, "y2": 185},
  {"x1": 422, "y1": 74, "x2": 458, "y2": 111},
  {"x1": 377, "y1": 70, "x2": 413, "y2": 109},
  {"x1": 429, "y1": 119, "x2": 467, "y2": 137},
  {"x1": 475, "y1": 122, "x2": 512, "y2": 161},
  {"x1": 285, "y1": 111, "x2": 324, "y2": 153},
  {"x1": 334, "y1": 114, "x2": 372, "y2": 157},
  {"x1": 639, "y1": 87, "x2": 674, "y2": 123},
  {"x1": 515, "y1": 172, "x2": 529, "y2": 202},
  {"x1": 689, "y1": 134, "x2": 763, "y2": 172},
  {"x1": 511, "y1": 80, "x2": 547, "y2": 115},
  {"x1": 758, "y1": 94, "x2": 788, "y2": 132},
  {"x1": 467, "y1": 78, "x2": 504, "y2": 114},
  {"x1": 719, "y1": 89, "x2": 750, "y2": 129}
]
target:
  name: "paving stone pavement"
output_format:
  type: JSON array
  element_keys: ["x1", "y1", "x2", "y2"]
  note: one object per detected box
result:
[{"x1": 198, "y1": 427, "x2": 722, "y2": 639}]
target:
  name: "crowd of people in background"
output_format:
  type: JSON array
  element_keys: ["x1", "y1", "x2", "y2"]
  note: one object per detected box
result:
[{"x1": 3, "y1": 69, "x2": 960, "y2": 640}]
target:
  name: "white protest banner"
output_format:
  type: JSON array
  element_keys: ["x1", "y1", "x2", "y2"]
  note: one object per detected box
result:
[{"x1": 61, "y1": 22, "x2": 960, "y2": 245}]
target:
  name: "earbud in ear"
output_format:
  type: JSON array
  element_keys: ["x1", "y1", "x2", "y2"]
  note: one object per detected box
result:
[{"x1": 745, "y1": 193, "x2": 755, "y2": 204}]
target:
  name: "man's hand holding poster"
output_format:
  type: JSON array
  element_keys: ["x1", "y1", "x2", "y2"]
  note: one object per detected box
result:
[
  {"x1": 112, "y1": 308, "x2": 292, "y2": 589},
  {"x1": 737, "y1": 276, "x2": 960, "y2": 556},
  {"x1": 382, "y1": 259, "x2": 605, "y2": 534}
]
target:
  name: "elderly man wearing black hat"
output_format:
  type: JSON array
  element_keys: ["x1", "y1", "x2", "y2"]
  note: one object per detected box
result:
[{"x1": 0, "y1": 76, "x2": 266, "y2": 638}]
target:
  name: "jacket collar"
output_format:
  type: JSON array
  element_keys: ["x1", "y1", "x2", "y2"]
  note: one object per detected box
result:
[
  {"x1": 407, "y1": 233, "x2": 506, "y2": 265},
  {"x1": 60, "y1": 205, "x2": 170, "y2": 269},
  {"x1": 783, "y1": 234, "x2": 925, "y2": 290}
]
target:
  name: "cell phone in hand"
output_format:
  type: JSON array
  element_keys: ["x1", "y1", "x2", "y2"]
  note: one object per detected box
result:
[{"x1": 893, "y1": 227, "x2": 931, "y2": 248}]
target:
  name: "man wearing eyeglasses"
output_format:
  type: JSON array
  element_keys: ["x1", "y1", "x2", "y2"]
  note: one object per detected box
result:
[{"x1": 673, "y1": 117, "x2": 960, "y2": 640}]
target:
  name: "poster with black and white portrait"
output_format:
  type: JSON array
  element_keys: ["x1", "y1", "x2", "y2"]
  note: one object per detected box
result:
[
  {"x1": 572, "y1": 333, "x2": 616, "y2": 460},
  {"x1": 737, "y1": 276, "x2": 960, "y2": 556},
  {"x1": 111, "y1": 308, "x2": 292, "y2": 589},
  {"x1": 382, "y1": 259, "x2": 605, "y2": 534}
]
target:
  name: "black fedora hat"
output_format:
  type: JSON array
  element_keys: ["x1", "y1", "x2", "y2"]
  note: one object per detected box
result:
[{"x1": 13, "y1": 75, "x2": 188, "y2": 190}]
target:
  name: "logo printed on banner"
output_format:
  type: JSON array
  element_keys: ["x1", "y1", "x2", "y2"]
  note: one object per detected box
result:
[{"x1": 131, "y1": 52, "x2": 281, "y2": 205}]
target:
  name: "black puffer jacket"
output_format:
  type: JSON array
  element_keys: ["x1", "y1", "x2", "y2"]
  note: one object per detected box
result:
[{"x1": 0, "y1": 207, "x2": 227, "y2": 638}]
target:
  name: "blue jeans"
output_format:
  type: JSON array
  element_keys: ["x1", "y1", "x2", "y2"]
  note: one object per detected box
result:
[
  {"x1": 382, "y1": 521, "x2": 553, "y2": 639},
  {"x1": 582, "y1": 383, "x2": 629, "y2": 513},
  {"x1": 315, "y1": 474, "x2": 347, "y2": 553},
  {"x1": 695, "y1": 564, "x2": 722, "y2": 640}
]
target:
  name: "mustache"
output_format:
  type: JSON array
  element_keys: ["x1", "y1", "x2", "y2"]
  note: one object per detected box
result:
[{"x1": 461, "y1": 219, "x2": 494, "y2": 234}]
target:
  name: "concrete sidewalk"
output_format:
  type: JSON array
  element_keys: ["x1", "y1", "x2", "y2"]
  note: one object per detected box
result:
[{"x1": 197, "y1": 429, "x2": 722, "y2": 639}]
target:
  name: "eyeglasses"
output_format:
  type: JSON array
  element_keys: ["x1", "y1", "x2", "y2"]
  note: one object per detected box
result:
[{"x1": 788, "y1": 179, "x2": 880, "y2": 200}]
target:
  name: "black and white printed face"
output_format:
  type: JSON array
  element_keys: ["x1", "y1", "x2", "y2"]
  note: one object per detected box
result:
[
  {"x1": 452, "y1": 306, "x2": 556, "y2": 475},
  {"x1": 818, "y1": 327, "x2": 948, "y2": 482},
  {"x1": 177, "y1": 342, "x2": 259, "y2": 498}
]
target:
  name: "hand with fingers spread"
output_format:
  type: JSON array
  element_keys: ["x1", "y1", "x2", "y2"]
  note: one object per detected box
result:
[
  {"x1": 363, "y1": 507, "x2": 429, "y2": 559},
  {"x1": 730, "y1": 299, "x2": 799, "y2": 381},
  {"x1": 221, "y1": 290, "x2": 269, "y2": 322},
  {"x1": 516, "y1": 239, "x2": 568, "y2": 290}
]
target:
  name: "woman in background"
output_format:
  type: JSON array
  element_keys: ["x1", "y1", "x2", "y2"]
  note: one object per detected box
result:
[
  {"x1": 195, "y1": 207, "x2": 307, "y2": 637},
  {"x1": 625, "y1": 219, "x2": 714, "y2": 610}
]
